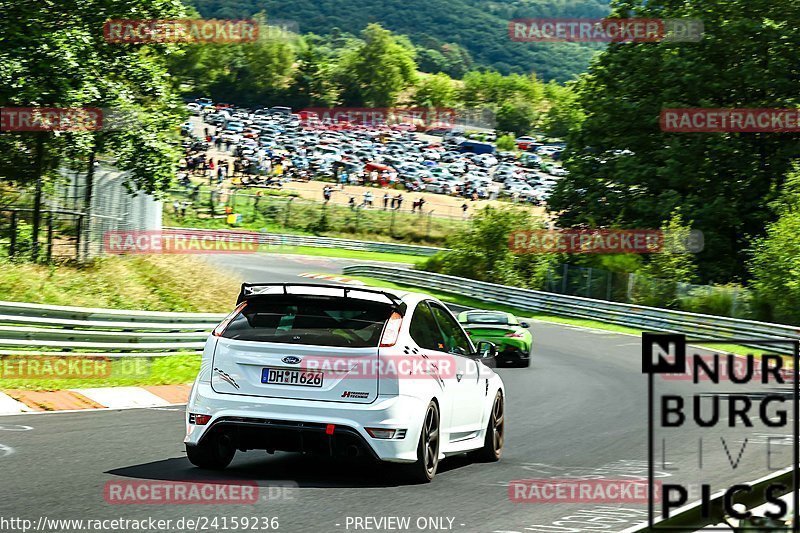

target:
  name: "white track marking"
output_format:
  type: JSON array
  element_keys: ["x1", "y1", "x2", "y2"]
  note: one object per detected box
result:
[
  {"x1": 0, "y1": 424, "x2": 33, "y2": 431},
  {"x1": 0, "y1": 444, "x2": 15, "y2": 457},
  {"x1": 71, "y1": 387, "x2": 171, "y2": 409}
]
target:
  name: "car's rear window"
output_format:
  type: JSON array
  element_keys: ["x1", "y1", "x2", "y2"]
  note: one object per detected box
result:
[
  {"x1": 221, "y1": 296, "x2": 393, "y2": 347},
  {"x1": 464, "y1": 312, "x2": 510, "y2": 325}
]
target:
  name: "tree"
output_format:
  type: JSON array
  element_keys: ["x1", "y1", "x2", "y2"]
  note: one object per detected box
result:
[
  {"x1": 415, "y1": 42, "x2": 472, "y2": 78},
  {"x1": 539, "y1": 80, "x2": 583, "y2": 138},
  {"x1": 631, "y1": 211, "x2": 699, "y2": 308},
  {"x1": 0, "y1": 0, "x2": 187, "y2": 260},
  {"x1": 169, "y1": 13, "x2": 297, "y2": 107},
  {"x1": 423, "y1": 206, "x2": 559, "y2": 289},
  {"x1": 288, "y1": 40, "x2": 339, "y2": 107},
  {"x1": 413, "y1": 73, "x2": 456, "y2": 107},
  {"x1": 496, "y1": 100, "x2": 538, "y2": 137},
  {"x1": 750, "y1": 166, "x2": 800, "y2": 324},
  {"x1": 495, "y1": 134, "x2": 516, "y2": 151},
  {"x1": 337, "y1": 24, "x2": 418, "y2": 107},
  {"x1": 548, "y1": 0, "x2": 800, "y2": 283}
]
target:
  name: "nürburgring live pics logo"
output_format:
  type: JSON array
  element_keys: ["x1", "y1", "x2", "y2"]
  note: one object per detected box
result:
[{"x1": 642, "y1": 333, "x2": 800, "y2": 530}]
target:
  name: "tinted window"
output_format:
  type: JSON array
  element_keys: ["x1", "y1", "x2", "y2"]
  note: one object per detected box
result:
[
  {"x1": 430, "y1": 304, "x2": 472, "y2": 356},
  {"x1": 221, "y1": 296, "x2": 392, "y2": 347},
  {"x1": 463, "y1": 312, "x2": 510, "y2": 325},
  {"x1": 409, "y1": 302, "x2": 445, "y2": 351}
]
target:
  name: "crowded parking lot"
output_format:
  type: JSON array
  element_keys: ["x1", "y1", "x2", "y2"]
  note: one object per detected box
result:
[{"x1": 181, "y1": 100, "x2": 569, "y2": 207}]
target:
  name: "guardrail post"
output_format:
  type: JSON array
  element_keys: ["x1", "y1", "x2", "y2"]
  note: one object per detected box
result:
[
  {"x1": 586, "y1": 267, "x2": 593, "y2": 297},
  {"x1": 426, "y1": 211, "x2": 434, "y2": 238},
  {"x1": 283, "y1": 197, "x2": 294, "y2": 227},
  {"x1": 9, "y1": 210, "x2": 17, "y2": 259},
  {"x1": 627, "y1": 273, "x2": 634, "y2": 301},
  {"x1": 253, "y1": 193, "x2": 261, "y2": 222},
  {"x1": 75, "y1": 215, "x2": 83, "y2": 261},
  {"x1": 46, "y1": 211, "x2": 54, "y2": 263}
]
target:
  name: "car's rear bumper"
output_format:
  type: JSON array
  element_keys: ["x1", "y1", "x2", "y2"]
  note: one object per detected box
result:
[
  {"x1": 496, "y1": 345, "x2": 531, "y2": 366},
  {"x1": 184, "y1": 381, "x2": 425, "y2": 463}
]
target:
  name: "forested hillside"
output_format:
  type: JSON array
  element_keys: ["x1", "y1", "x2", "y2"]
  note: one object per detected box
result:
[{"x1": 190, "y1": 0, "x2": 610, "y2": 80}]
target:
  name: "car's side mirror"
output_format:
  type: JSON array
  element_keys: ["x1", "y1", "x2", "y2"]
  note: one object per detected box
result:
[
  {"x1": 520, "y1": 321, "x2": 530, "y2": 328},
  {"x1": 475, "y1": 340, "x2": 497, "y2": 359}
]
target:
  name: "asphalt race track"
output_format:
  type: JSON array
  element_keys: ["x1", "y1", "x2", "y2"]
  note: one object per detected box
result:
[{"x1": 0, "y1": 254, "x2": 791, "y2": 533}]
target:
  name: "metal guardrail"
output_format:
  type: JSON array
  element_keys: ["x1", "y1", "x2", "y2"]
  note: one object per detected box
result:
[
  {"x1": 165, "y1": 228, "x2": 447, "y2": 257},
  {"x1": 0, "y1": 301, "x2": 224, "y2": 356},
  {"x1": 341, "y1": 265, "x2": 800, "y2": 349},
  {"x1": 0, "y1": 301, "x2": 224, "y2": 324}
]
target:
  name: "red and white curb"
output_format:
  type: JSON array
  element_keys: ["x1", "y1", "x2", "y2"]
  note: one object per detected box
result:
[
  {"x1": 0, "y1": 384, "x2": 191, "y2": 415},
  {"x1": 298, "y1": 272, "x2": 365, "y2": 285},
  {"x1": 0, "y1": 393, "x2": 34, "y2": 415}
]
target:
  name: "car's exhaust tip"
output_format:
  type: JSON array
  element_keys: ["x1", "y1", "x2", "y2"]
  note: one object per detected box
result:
[{"x1": 345, "y1": 444, "x2": 362, "y2": 458}]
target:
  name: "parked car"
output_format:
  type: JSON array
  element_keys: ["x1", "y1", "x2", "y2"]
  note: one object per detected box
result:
[{"x1": 458, "y1": 140, "x2": 496, "y2": 155}]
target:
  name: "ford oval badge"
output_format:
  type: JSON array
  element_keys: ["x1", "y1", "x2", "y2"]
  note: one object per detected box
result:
[{"x1": 282, "y1": 356, "x2": 301, "y2": 365}]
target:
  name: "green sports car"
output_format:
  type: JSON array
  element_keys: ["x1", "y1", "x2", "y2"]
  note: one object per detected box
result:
[{"x1": 457, "y1": 310, "x2": 533, "y2": 367}]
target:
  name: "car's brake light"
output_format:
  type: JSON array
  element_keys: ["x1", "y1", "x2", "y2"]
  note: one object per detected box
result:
[
  {"x1": 505, "y1": 331, "x2": 524, "y2": 338},
  {"x1": 366, "y1": 428, "x2": 396, "y2": 439},
  {"x1": 380, "y1": 312, "x2": 403, "y2": 347},
  {"x1": 189, "y1": 413, "x2": 211, "y2": 425},
  {"x1": 212, "y1": 302, "x2": 247, "y2": 337}
]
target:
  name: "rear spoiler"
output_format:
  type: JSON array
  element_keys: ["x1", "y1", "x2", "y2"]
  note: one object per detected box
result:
[{"x1": 236, "y1": 283, "x2": 406, "y2": 314}]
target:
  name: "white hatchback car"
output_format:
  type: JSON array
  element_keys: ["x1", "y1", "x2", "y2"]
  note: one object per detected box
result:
[{"x1": 185, "y1": 283, "x2": 505, "y2": 482}]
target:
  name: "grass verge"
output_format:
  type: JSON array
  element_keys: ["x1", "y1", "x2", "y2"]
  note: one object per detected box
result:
[
  {"x1": 262, "y1": 245, "x2": 424, "y2": 264},
  {"x1": 0, "y1": 255, "x2": 240, "y2": 312},
  {"x1": 1, "y1": 354, "x2": 200, "y2": 391}
]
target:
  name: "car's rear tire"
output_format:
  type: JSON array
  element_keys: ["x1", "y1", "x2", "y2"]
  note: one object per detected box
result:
[
  {"x1": 186, "y1": 432, "x2": 236, "y2": 470},
  {"x1": 472, "y1": 391, "x2": 504, "y2": 462},
  {"x1": 404, "y1": 401, "x2": 440, "y2": 483}
]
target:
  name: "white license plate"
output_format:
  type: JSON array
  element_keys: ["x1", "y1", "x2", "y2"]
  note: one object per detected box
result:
[{"x1": 262, "y1": 368, "x2": 323, "y2": 387}]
